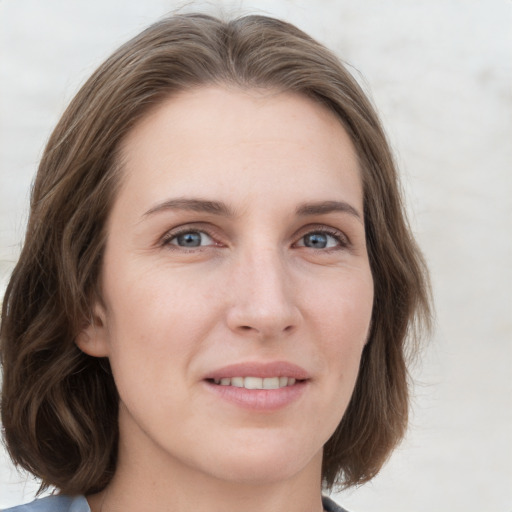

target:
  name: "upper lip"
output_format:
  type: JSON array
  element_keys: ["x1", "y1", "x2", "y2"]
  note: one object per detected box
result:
[{"x1": 204, "y1": 361, "x2": 310, "y2": 381}]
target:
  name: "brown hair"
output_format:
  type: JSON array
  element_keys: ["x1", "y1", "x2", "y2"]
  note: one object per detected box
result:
[{"x1": 0, "y1": 13, "x2": 431, "y2": 495}]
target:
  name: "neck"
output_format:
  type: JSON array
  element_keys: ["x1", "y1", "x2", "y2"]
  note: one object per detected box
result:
[{"x1": 87, "y1": 440, "x2": 325, "y2": 512}]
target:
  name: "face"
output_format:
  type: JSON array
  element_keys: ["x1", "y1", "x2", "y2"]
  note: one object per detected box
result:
[{"x1": 79, "y1": 87, "x2": 374, "y2": 486}]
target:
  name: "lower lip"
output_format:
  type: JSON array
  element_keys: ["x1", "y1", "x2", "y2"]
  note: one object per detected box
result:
[{"x1": 204, "y1": 380, "x2": 308, "y2": 411}]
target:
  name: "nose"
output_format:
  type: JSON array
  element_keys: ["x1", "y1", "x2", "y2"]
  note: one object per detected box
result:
[{"x1": 225, "y1": 247, "x2": 302, "y2": 339}]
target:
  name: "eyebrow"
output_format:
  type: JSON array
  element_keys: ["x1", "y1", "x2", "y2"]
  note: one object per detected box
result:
[
  {"x1": 295, "y1": 200, "x2": 362, "y2": 222},
  {"x1": 143, "y1": 198, "x2": 236, "y2": 218},
  {"x1": 142, "y1": 197, "x2": 362, "y2": 222}
]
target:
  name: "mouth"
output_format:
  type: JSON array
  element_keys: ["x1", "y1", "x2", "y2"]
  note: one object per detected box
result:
[
  {"x1": 207, "y1": 376, "x2": 300, "y2": 389},
  {"x1": 203, "y1": 361, "x2": 309, "y2": 410}
]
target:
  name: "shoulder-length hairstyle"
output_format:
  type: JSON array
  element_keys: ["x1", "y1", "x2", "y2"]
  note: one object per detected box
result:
[{"x1": 1, "y1": 13, "x2": 431, "y2": 495}]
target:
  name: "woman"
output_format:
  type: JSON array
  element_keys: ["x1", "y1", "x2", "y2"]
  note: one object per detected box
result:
[{"x1": 0, "y1": 13, "x2": 431, "y2": 512}]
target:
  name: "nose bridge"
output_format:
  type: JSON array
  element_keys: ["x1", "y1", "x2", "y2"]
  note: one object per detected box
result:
[{"x1": 227, "y1": 240, "x2": 299, "y2": 337}]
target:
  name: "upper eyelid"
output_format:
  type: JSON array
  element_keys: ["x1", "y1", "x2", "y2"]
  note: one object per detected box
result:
[
  {"x1": 294, "y1": 224, "x2": 351, "y2": 244},
  {"x1": 159, "y1": 223, "x2": 220, "y2": 245}
]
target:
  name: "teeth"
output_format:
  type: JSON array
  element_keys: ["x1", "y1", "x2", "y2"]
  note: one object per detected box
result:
[
  {"x1": 263, "y1": 377, "x2": 280, "y2": 389},
  {"x1": 245, "y1": 377, "x2": 263, "y2": 389},
  {"x1": 231, "y1": 377, "x2": 244, "y2": 388},
  {"x1": 212, "y1": 376, "x2": 298, "y2": 389}
]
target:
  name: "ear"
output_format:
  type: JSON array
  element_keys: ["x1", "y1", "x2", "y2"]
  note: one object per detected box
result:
[{"x1": 75, "y1": 303, "x2": 111, "y2": 357}]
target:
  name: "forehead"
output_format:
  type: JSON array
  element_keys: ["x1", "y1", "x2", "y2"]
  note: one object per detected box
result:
[{"x1": 115, "y1": 86, "x2": 362, "y2": 215}]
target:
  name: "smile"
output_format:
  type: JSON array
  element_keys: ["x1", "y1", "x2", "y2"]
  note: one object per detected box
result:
[
  {"x1": 211, "y1": 376, "x2": 297, "y2": 389},
  {"x1": 203, "y1": 361, "x2": 310, "y2": 409}
]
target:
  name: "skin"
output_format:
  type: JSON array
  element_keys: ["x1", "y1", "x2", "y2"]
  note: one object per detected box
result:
[{"x1": 78, "y1": 87, "x2": 374, "y2": 512}]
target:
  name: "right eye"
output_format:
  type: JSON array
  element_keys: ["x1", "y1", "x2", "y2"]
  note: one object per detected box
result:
[{"x1": 166, "y1": 230, "x2": 215, "y2": 248}]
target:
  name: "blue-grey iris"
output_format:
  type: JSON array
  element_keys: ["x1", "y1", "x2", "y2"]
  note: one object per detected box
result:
[
  {"x1": 177, "y1": 232, "x2": 202, "y2": 247},
  {"x1": 303, "y1": 233, "x2": 328, "y2": 248}
]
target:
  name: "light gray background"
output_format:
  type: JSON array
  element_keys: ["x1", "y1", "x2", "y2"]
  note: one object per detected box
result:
[{"x1": 1, "y1": 1, "x2": 511, "y2": 510}]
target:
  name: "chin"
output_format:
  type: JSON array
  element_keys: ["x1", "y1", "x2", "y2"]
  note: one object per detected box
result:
[{"x1": 201, "y1": 438, "x2": 322, "y2": 485}]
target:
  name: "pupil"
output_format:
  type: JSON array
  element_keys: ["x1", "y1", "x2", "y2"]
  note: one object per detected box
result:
[
  {"x1": 305, "y1": 233, "x2": 327, "y2": 248},
  {"x1": 178, "y1": 232, "x2": 201, "y2": 247}
]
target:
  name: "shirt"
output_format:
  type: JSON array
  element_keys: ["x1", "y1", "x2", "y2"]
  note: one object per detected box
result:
[{"x1": 2, "y1": 493, "x2": 349, "y2": 511}]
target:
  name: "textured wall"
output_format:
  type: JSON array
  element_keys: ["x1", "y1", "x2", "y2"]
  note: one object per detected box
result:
[{"x1": 1, "y1": 1, "x2": 511, "y2": 510}]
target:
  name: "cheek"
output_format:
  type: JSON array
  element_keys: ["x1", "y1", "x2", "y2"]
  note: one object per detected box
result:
[
  {"x1": 297, "y1": 272, "x2": 373, "y2": 446},
  {"x1": 313, "y1": 269, "x2": 373, "y2": 337},
  {"x1": 101, "y1": 260, "x2": 222, "y2": 382},
  {"x1": 103, "y1": 255, "x2": 212, "y2": 331},
  {"x1": 309, "y1": 271, "x2": 373, "y2": 376}
]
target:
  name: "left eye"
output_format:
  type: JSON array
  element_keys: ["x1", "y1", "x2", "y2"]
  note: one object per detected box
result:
[
  {"x1": 168, "y1": 230, "x2": 214, "y2": 248},
  {"x1": 296, "y1": 231, "x2": 341, "y2": 249}
]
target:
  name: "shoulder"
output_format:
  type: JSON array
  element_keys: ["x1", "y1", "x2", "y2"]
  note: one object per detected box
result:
[
  {"x1": 2, "y1": 495, "x2": 90, "y2": 512},
  {"x1": 322, "y1": 495, "x2": 351, "y2": 512},
  {"x1": 6, "y1": 495, "x2": 346, "y2": 512}
]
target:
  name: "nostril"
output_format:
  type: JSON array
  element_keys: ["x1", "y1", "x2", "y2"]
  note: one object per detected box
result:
[{"x1": 237, "y1": 324, "x2": 295, "y2": 334}]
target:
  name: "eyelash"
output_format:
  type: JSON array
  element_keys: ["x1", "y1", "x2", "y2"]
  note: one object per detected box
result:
[
  {"x1": 160, "y1": 225, "x2": 350, "y2": 252},
  {"x1": 294, "y1": 226, "x2": 350, "y2": 251},
  {"x1": 160, "y1": 225, "x2": 220, "y2": 250}
]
